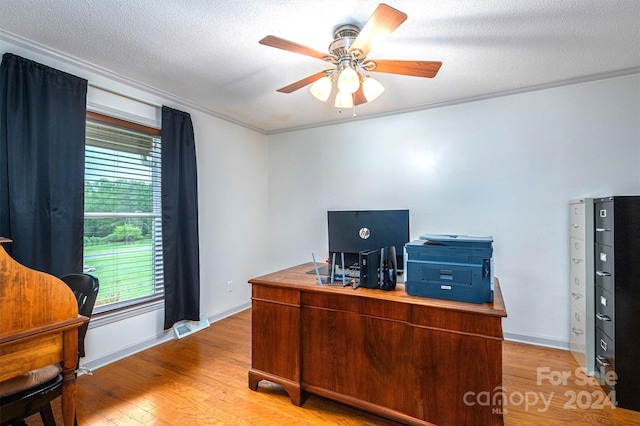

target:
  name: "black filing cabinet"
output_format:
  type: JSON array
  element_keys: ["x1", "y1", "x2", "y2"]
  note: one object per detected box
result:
[{"x1": 593, "y1": 196, "x2": 640, "y2": 411}]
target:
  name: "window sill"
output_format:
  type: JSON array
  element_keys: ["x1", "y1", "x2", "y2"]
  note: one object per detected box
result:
[{"x1": 88, "y1": 299, "x2": 163, "y2": 329}]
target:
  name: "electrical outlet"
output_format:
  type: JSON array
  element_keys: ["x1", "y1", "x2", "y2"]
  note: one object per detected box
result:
[{"x1": 226, "y1": 281, "x2": 233, "y2": 292}]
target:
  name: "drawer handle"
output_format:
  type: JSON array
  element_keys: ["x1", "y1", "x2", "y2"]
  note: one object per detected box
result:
[
  {"x1": 596, "y1": 355, "x2": 611, "y2": 367},
  {"x1": 596, "y1": 270, "x2": 611, "y2": 277},
  {"x1": 571, "y1": 327, "x2": 584, "y2": 336},
  {"x1": 596, "y1": 228, "x2": 611, "y2": 232},
  {"x1": 571, "y1": 258, "x2": 582, "y2": 264},
  {"x1": 596, "y1": 313, "x2": 612, "y2": 322},
  {"x1": 600, "y1": 339, "x2": 608, "y2": 351},
  {"x1": 572, "y1": 223, "x2": 580, "y2": 229},
  {"x1": 571, "y1": 292, "x2": 583, "y2": 300}
]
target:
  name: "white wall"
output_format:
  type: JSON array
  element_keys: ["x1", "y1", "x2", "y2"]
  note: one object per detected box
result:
[
  {"x1": 267, "y1": 74, "x2": 640, "y2": 347},
  {"x1": 0, "y1": 37, "x2": 270, "y2": 368}
]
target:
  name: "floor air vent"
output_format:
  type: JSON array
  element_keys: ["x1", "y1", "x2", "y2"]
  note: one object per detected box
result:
[{"x1": 173, "y1": 317, "x2": 210, "y2": 339}]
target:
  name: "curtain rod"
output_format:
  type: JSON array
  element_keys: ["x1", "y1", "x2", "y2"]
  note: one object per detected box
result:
[{"x1": 88, "y1": 82, "x2": 162, "y2": 109}]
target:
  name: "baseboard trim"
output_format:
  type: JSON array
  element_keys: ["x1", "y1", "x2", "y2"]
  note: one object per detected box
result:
[
  {"x1": 81, "y1": 302, "x2": 251, "y2": 372},
  {"x1": 504, "y1": 331, "x2": 569, "y2": 351}
]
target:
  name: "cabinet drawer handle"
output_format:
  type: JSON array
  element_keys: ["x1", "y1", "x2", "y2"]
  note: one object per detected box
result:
[
  {"x1": 572, "y1": 223, "x2": 580, "y2": 229},
  {"x1": 571, "y1": 327, "x2": 584, "y2": 336},
  {"x1": 596, "y1": 228, "x2": 611, "y2": 232},
  {"x1": 571, "y1": 258, "x2": 582, "y2": 264},
  {"x1": 571, "y1": 292, "x2": 583, "y2": 300},
  {"x1": 596, "y1": 313, "x2": 612, "y2": 322},
  {"x1": 596, "y1": 270, "x2": 611, "y2": 277},
  {"x1": 596, "y1": 355, "x2": 611, "y2": 367},
  {"x1": 600, "y1": 339, "x2": 608, "y2": 351}
]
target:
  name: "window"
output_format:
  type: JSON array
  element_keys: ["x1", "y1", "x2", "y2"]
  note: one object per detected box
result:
[{"x1": 84, "y1": 111, "x2": 163, "y2": 313}]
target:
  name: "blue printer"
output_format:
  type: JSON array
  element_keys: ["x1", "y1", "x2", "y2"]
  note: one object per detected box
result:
[{"x1": 404, "y1": 234, "x2": 494, "y2": 303}]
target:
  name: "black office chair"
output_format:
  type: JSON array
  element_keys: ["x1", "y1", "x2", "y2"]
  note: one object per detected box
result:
[{"x1": 0, "y1": 273, "x2": 99, "y2": 426}]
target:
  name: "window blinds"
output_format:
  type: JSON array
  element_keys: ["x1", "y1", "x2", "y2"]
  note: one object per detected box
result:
[{"x1": 84, "y1": 119, "x2": 163, "y2": 312}]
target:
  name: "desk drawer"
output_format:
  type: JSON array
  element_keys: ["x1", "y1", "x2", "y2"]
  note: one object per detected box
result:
[
  {"x1": 0, "y1": 333, "x2": 63, "y2": 382},
  {"x1": 301, "y1": 292, "x2": 409, "y2": 322},
  {"x1": 252, "y1": 286, "x2": 300, "y2": 306},
  {"x1": 411, "y1": 305, "x2": 503, "y2": 338}
]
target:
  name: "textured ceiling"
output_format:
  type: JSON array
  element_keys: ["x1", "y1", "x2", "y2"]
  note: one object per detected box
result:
[{"x1": 0, "y1": 0, "x2": 638, "y2": 134}]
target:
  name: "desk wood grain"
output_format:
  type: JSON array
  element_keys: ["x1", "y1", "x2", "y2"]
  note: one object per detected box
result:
[{"x1": 249, "y1": 263, "x2": 507, "y2": 426}]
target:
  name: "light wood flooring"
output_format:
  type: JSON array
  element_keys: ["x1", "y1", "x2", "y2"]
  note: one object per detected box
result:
[{"x1": 23, "y1": 309, "x2": 640, "y2": 425}]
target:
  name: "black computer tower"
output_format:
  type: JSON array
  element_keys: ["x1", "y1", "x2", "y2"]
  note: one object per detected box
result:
[{"x1": 358, "y1": 249, "x2": 379, "y2": 289}]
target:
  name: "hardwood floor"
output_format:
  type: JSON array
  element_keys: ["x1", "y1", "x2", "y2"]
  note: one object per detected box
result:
[{"x1": 24, "y1": 309, "x2": 640, "y2": 425}]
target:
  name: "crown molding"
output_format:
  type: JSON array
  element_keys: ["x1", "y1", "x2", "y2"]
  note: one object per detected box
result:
[
  {"x1": 0, "y1": 29, "x2": 267, "y2": 135},
  {"x1": 265, "y1": 67, "x2": 640, "y2": 135}
]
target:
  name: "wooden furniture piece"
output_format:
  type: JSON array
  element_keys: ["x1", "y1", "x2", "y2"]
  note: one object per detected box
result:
[
  {"x1": 0, "y1": 238, "x2": 88, "y2": 426},
  {"x1": 568, "y1": 198, "x2": 595, "y2": 375},
  {"x1": 1, "y1": 273, "x2": 99, "y2": 426},
  {"x1": 248, "y1": 263, "x2": 507, "y2": 426}
]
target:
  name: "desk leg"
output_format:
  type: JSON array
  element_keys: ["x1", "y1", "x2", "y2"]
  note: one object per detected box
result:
[
  {"x1": 248, "y1": 370, "x2": 261, "y2": 391},
  {"x1": 249, "y1": 369, "x2": 307, "y2": 406},
  {"x1": 61, "y1": 373, "x2": 77, "y2": 426},
  {"x1": 62, "y1": 329, "x2": 78, "y2": 426}
]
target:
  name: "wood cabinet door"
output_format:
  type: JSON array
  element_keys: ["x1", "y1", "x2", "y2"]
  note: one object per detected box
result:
[
  {"x1": 412, "y1": 326, "x2": 504, "y2": 425},
  {"x1": 251, "y1": 298, "x2": 301, "y2": 382},
  {"x1": 301, "y1": 305, "x2": 418, "y2": 417}
]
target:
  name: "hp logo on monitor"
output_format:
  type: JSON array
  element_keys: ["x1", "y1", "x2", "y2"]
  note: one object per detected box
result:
[{"x1": 359, "y1": 227, "x2": 371, "y2": 240}]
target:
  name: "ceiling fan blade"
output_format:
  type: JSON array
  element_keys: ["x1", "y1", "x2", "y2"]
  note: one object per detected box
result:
[
  {"x1": 259, "y1": 35, "x2": 331, "y2": 61},
  {"x1": 369, "y1": 60, "x2": 442, "y2": 78},
  {"x1": 349, "y1": 4, "x2": 407, "y2": 57},
  {"x1": 353, "y1": 85, "x2": 367, "y2": 106},
  {"x1": 276, "y1": 71, "x2": 327, "y2": 93}
]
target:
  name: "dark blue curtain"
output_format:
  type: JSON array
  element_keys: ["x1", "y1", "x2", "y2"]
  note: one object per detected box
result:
[
  {"x1": 161, "y1": 106, "x2": 200, "y2": 330},
  {"x1": 0, "y1": 53, "x2": 87, "y2": 276}
]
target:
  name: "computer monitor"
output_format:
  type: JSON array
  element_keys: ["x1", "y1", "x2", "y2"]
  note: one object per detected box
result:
[{"x1": 328, "y1": 209, "x2": 409, "y2": 272}]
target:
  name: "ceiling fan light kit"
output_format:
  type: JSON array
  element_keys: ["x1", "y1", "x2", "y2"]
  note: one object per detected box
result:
[
  {"x1": 361, "y1": 75, "x2": 385, "y2": 102},
  {"x1": 337, "y1": 65, "x2": 360, "y2": 94},
  {"x1": 309, "y1": 75, "x2": 333, "y2": 101},
  {"x1": 334, "y1": 90, "x2": 354, "y2": 108},
  {"x1": 259, "y1": 3, "x2": 442, "y2": 112}
]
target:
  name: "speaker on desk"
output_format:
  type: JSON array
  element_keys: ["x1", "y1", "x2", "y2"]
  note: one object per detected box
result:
[{"x1": 380, "y1": 246, "x2": 397, "y2": 291}]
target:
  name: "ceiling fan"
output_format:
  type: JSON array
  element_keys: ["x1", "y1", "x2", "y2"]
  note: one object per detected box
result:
[{"x1": 259, "y1": 3, "x2": 442, "y2": 109}]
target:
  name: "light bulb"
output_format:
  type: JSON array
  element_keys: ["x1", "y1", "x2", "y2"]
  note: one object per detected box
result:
[
  {"x1": 362, "y1": 76, "x2": 385, "y2": 102},
  {"x1": 334, "y1": 90, "x2": 353, "y2": 108},
  {"x1": 309, "y1": 76, "x2": 332, "y2": 102},
  {"x1": 337, "y1": 66, "x2": 359, "y2": 94}
]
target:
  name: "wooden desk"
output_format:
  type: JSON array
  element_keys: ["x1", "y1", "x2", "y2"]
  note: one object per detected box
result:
[
  {"x1": 0, "y1": 238, "x2": 87, "y2": 426},
  {"x1": 249, "y1": 263, "x2": 507, "y2": 426}
]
